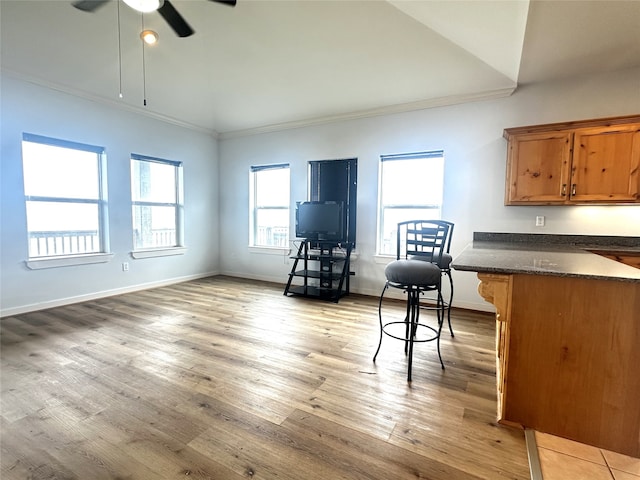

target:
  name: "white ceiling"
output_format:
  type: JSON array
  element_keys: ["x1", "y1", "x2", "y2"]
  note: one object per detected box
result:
[{"x1": 2, "y1": 0, "x2": 639, "y2": 136}]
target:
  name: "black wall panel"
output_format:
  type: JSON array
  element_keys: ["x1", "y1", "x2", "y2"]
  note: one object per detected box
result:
[{"x1": 308, "y1": 158, "x2": 357, "y2": 246}]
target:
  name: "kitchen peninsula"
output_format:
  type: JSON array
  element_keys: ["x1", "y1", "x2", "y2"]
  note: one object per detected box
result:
[{"x1": 453, "y1": 233, "x2": 640, "y2": 458}]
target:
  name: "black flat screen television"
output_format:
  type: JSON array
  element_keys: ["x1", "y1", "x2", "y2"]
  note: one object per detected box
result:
[{"x1": 295, "y1": 201, "x2": 345, "y2": 242}]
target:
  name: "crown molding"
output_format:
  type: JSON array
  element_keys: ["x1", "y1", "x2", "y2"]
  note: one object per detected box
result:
[
  {"x1": 1, "y1": 69, "x2": 219, "y2": 138},
  {"x1": 218, "y1": 85, "x2": 517, "y2": 140},
  {"x1": 4, "y1": 68, "x2": 516, "y2": 141}
]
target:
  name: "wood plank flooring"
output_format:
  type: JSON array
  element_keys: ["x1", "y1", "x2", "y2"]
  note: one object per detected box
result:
[{"x1": 1, "y1": 276, "x2": 530, "y2": 479}]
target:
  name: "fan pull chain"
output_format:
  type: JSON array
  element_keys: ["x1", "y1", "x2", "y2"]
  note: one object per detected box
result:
[
  {"x1": 141, "y1": 14, "x2": 147, "y2": 106},
  {"x1": 117, "y1": 0, "x2": 123, "y2": 98}
]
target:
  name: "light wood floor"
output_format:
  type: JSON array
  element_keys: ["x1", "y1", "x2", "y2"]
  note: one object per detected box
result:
[{"x1": 1, "y1": 276, "x2": 530, "y2": 479}]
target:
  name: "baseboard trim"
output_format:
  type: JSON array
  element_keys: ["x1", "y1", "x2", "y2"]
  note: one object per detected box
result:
[
  {"x1": 0, "y1": 270, "x2": 219, "y2": 318},
  {"x1": 2, "y1": 271, "x2": 496, "y2": 317}
]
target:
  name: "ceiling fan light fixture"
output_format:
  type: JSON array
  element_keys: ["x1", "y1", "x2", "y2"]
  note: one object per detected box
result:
[
  {"x1": 140, "y1": 29, "x2": 159, "y2": 45},
  {"x1": 123, "y1": 0, "x2": 164, "y2": 13}
]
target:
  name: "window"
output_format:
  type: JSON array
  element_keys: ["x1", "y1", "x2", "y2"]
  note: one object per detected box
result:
[
  {"x1": 131, "y1": 154, "x2": 183, "y2": 250},
  {"x1": 250, "y1": 164, "x2": 290, "y2": 248},
  {"x1": 377, "y1": 151, "x2": 445, "y2": 255},
  {"x1": 22, "y1": 133, "x2": 107, "y2": 259}
]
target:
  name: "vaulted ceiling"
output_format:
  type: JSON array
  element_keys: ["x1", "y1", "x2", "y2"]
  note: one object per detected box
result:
[{"x1": 2, "y1": 0, "x2": 639, "y2": 136}]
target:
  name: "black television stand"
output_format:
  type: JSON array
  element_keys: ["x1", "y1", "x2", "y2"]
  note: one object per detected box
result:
[{"x1": 283, "y1": 239, "x2": 353, "y2": 303}]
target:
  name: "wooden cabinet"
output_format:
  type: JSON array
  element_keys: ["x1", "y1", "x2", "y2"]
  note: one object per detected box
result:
[
  {"x1": 572, "y1": 124, "x2": 640, "y2": 202},
  {"x1": 505, "y1": 131, "x2": 572, "y2": 203},
  {"x1": 477, "y1": 272, "x2": 640, "y2": 458},
  {"x1": 504, "y1": 115, "x2": 640, "y2": 205}
]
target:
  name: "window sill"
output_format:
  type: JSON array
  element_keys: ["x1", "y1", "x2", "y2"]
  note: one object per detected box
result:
[
  {"x1": 131, "y1": 247, "x2": 187, "y2": 259},
  {"x1": 248, "y1": 246, "x2": 290, "y2": 256},
  {"x1": 26, "y1": 253, "x2": 115, "y2": 270},
  {"x1": 373, "y1": 254, "x2": 396, "y2": 264}
]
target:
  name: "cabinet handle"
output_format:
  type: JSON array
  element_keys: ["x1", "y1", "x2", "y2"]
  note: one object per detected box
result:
[
  {"x1": 571, "y1": 184, "x2": 577, "y2": 196},
  {"x1": 561, "y1": 184, "x2": 567, "y2": 196}
]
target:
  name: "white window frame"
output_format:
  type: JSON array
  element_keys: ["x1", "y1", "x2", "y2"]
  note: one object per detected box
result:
[
  {"x1": 249, "y1": 163, "x2": 290, "y2": 250},
  {"x1": 22, "y1": 133, "x2": 112, "y2": 269},
  {"x1": 377, "y1": 150, "x2": 445, "y2": 256},
  {"x1": 130, "y1": 153, "x2": 184, "y2": 257}
]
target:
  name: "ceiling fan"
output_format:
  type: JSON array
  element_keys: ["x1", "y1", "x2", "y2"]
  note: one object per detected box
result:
[{"x1": 72, "y1": 0, "x2": 236, "y2": 38}]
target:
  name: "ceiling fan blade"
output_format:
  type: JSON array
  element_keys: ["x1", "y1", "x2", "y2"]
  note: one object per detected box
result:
[
  {"x1": 157, "y1": 0, "x2": 194, "y2": 38},
  {"x1": 209, "y1": 0, "x2": 236, "y2": 6},
  {"x1": 72, "y1": 0, "x2": 110, "y2": 12}
]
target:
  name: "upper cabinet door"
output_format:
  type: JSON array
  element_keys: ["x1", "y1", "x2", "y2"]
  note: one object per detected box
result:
[
  {"x1": 570, "y1": 124, "x2": 640, "y2": 203},
  {"x1": 504, "y1": 115, "x2": 640, "y2": 205},
  {"x1": 505, "y1": 131, "x2": 572, "y2": 205}
]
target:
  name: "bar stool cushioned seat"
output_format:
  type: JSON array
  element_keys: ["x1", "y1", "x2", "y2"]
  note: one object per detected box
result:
[{"x1": 385, "y1": 259, "x2": 442, "y2": 286}]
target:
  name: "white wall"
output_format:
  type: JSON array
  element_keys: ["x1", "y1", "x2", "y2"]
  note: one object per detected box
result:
[
  {"x1": 218, "y1": 67, "x2": 640, "y2": 312},
  {"x1": 1, "y1": 75, "x2": 220, "y2": 315},
  {"x1": 3, "y1": 69, "x2": 639, "y2": 316}
]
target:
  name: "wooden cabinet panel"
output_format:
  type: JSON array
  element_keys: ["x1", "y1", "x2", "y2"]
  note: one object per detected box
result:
[
  {"x1": 504, "y1": 115, "x2": 640, "y2": 205},
  {"x1": 571, "y1": 124, "x2": 640, "y2": 202},
  {"x1": 505, "y1": 132, "x2": 572, "y2": 204},
  {"x1": 499, "y1": 274, "x2": 640, "y2": 457}
]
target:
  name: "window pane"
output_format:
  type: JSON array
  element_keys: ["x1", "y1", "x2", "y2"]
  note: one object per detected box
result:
[
  {"x1": 256, "y1": 168, "x2": 289, "y2": 207},
  {"x1": 251, "y1": 165, "x2": 290, "y2": 247},
  {"x1": 381, "y1": 158, "x2": 444, "y2": 206},
  {"x1": 26, "y1": 201, "x2": 99, "y2": 231},
  {"x1": 22, "y1": 135, "x2": 106, "y2": 259},
  {"x1": 26, "y1": 202, "x2": 100, "y2": 257},
  {"x1": 22, "y1": 141, "x2": 99, "y2": 199},
  {"x1": 130, "y1": 156, "x2": 182, "y2": 250},
  {"x1": 132, "y1": 205, "x2": 177, "y2": 249},
  {"x1": 378, "y1": 152, "x2": 445, "y2": 255},
  {"x1": 131, "y1": 160, "x2": 177, "y2": 203},
  {"x1": 255, "y1": 209, "x2": 289, "y2": 247}
]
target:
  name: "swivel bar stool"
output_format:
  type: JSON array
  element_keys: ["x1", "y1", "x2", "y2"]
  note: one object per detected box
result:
[{"x1": 373, "y1": 221, "x2": 449, "y2": 381}]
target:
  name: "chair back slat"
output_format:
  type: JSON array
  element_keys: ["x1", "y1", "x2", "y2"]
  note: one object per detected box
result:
[{"x1": 396, "y1": 220, "x2": 453, "y2": 262}]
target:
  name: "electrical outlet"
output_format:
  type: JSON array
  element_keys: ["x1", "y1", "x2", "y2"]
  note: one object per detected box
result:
[
  {"x1": 122, "y1": 262, "x2": 129, "y2": 271},
  {"x1": 535, "y1": 216, "x2": 545, "y2": 227}
]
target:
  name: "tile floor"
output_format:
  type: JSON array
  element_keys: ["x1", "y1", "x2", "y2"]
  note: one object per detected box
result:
[{"x1": 534, "y1": 431, "x2": 640, "y2": 480}]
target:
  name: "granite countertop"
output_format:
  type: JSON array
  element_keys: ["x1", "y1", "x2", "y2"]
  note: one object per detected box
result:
[{"x1": 452, "y1": 233, "x2": 640, "y2": 283}]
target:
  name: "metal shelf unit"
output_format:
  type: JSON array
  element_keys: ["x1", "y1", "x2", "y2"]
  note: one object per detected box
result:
[{"x1": 283, "y1": 240, "x2": 353, "y2": 302}]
